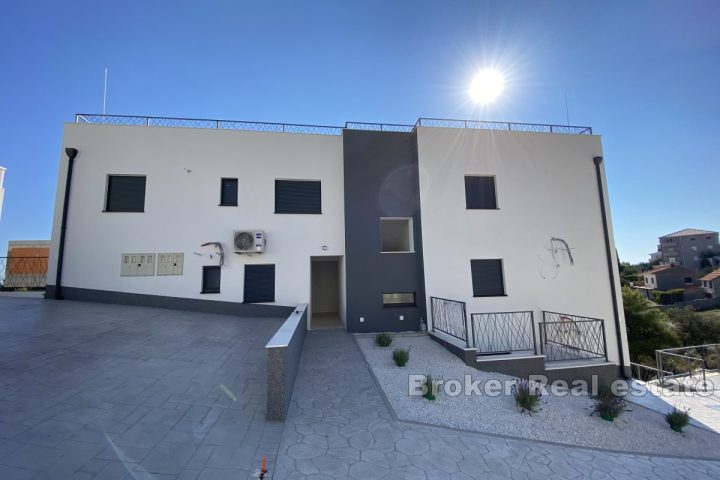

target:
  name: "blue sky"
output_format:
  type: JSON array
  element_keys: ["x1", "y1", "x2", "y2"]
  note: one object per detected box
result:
[{"x1": 1, "y1": 1, "x2": 718, "y2": 262}]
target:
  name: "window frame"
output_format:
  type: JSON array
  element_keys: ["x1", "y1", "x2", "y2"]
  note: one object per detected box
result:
[
  {"x1": 470, "y1": 259, "x2": 507, "y2": 297},
  {"x1": 464, "y1": 175, "x2": 498, "y2": 210},
  {"x1": 104, "y1": 174, "x2": 147, "y2": 213},
  {"x1": 274, "y1": 179, "x2": 322, "y2": 214},
  {"x1": 382, "y1": 292, "x2": 416, "y2": 307},
  {"x1": 201, "y1": 265, "x2": 221, "y2": 294},
  {"x1": 219, "y1": 178, "x2": 239, "y2": 206},
  {"x1": 380, "y1": 217, "x2": 415, "y2": 254},
  {"x1": 243, "y1": 264, "x2": 276, "y2": 303}
]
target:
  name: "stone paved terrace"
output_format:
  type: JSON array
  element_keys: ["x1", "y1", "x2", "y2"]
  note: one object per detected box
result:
[
  {"x1": 275, "y1": 330, "x2": 720, "y2": 479},
  {"x1": 1, "y1": 297, "x2": 720, "y2": 479}
]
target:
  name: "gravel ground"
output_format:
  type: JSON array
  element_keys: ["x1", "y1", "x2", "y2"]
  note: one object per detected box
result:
[{"x1": 356, "y1": 333, "x2": 720, "y2": 459}]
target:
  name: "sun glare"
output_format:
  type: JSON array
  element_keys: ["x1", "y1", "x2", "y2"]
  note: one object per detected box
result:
[{"x1": 470, "y1": 69, "x2": 505, "y2": 104}]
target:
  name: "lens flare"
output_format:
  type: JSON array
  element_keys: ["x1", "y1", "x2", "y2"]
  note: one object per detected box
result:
[{"x1": 469, "y1": 69, "x2": 505, "y2": 104}]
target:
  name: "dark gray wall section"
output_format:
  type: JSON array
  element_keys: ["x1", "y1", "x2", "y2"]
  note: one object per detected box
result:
[
  {"x1": 342, "y1": 130, "x2": 427, "y2": 333},
  {"x1": 44, "y1": 285, "x2": 294, "y2": 318},
  {"x1": 266, "y1": 305, "x2": 307, "y2": 421}
]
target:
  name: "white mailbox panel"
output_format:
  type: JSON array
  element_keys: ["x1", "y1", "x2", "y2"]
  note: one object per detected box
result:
[
  {"x1": 157, "y1": 253, "x2": 183, "y2": 276},
  {"x1": 120, "y1": 253, "x2": 156, "y2": 276}
]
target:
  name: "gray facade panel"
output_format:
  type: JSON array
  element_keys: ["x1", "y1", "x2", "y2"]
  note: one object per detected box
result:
[{"x1": 342, "y1": 130, "x2": 426, "y2": 333}]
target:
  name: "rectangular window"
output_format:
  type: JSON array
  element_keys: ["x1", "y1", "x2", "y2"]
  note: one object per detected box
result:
[
  {"x1": 202, "y1": 266, "x2": 221, "y2": 294},
  {"x1": 244, "y1": 264, "x2": 275, "y2": 303},
  {"x1": 470, "y1": 259, "x2": 506, "y2": 297},
  {"x1": 106, "y1": 175, "x2": 146, "y2": 212},
  {"x1": 275, "y1": 180, "x2": 321, "y2": 214},
  {"x1": 465, "y1": 176, "x2": 497, "y2": 209},
  {"x1": 220, "y1": 178, "x2": 238, "y2": 206},
  {"x1": 380, "y1": 218, "x2": 414, "y2": 253},
  {"x1": 684, "y1": 277, "x2": 693, "y2": 284},
  {"x1": 383, "y1": 292, "x2": 416, "y2": 307}
]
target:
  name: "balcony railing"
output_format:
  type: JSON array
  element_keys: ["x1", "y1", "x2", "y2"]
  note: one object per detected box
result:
[
  {"x1": 430, "y1": 297, "x2": 470, "y2": 346},
  {"x1": 655, "y1": 344, "x2": 720, "y2": 392},
  {"x1": 471, "y1": 311, "x2": 536, "y2": 355},
  {"x1": 1, "y1": 257, "x2": 49, "y2": 290},
  {"x1": 75, "y1": 114, "x2": 593, "y2": 136},
  {"x1": 539, "y1": 311, "x2": 608, "y2": 362}
]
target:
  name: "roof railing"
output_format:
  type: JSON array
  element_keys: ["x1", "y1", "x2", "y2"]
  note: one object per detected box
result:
[{"x1": 75, "y1": 114, "x2": 593, "y2": 136}]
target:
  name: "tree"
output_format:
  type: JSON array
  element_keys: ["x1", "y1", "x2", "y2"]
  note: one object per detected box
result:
[
  {"x1": 622, "y1": 287, "x2": 680, "y2": 365},
  {"x1": 667, "y1": 307, "x2": 720, "y2": 346}
]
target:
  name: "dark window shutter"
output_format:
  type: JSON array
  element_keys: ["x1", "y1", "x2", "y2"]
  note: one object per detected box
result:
[
  {"x1": 106, "y1": 176, "x2": 146, "y2": 212},
  {"x1": 275, "y1": 180, "x2": 321, "y2": 214},
  {"x1": 202, "y1": 266, "x2": 221, "y2": 293},
  {"x1": 244, "y1": 264, "x2": 275, "y2": 303},
  {"x1": 465, "y1": 176, "x2": 497, "y2": 209},
  {"x1": 471, "y1": 259, "x2": 505, "y2": 296},
  {"x1": 220, "y1": 178, "x2": 238, "y2": 206}
]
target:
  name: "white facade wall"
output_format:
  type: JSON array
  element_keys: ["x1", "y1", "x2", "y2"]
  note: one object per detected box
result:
[
  {"x1": 48, "y1": 124, "x2": 345, "y2": 308},
  {"x1": 416, "y1": 127, "x2": 629, "y2": 366}
]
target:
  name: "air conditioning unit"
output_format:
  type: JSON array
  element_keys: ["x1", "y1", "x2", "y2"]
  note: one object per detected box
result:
[{"x1": 233, "y1": 230, "x2": 266, "y2": 254}]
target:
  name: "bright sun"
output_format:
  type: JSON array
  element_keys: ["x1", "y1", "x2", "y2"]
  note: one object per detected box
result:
[{"x1": 470, "y1": 69, "x2": 505, "y2": 104}]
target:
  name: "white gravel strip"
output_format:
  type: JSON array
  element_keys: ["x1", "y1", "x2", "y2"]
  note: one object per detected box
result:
[{"x1": 356, "y1": 333, "x2": 720, "y2": 459}]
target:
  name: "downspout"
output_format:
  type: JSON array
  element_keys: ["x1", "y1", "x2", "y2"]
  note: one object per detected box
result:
[
  {"x1": 592, "y1": 156, "x2": 628, "y2": 378},
  {"x1": 54, "y1": 147, "x2": 78, "y2": 300}
]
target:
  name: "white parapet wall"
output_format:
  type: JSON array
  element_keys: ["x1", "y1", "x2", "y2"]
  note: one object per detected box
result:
[
  {"x1": 47, "y1": 124, "x2": 345, "y2": 308},
  {"x1": 415, "y1": 126, "x2": 629, "y2": 368}
]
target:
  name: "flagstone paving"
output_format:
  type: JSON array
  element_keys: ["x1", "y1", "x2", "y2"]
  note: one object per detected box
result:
[{"x1": 274, "y1": 330, "x2": 720, "y2": 479}]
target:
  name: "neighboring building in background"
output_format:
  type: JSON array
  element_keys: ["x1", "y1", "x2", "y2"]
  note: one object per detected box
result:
[
  {"x1": 648, "y1": 250, "x2": 662, "y2": 264},
  {"x1": 654, "y1": 228, "x2": 719, "y2": 270},
  {"x1": 2, "y1": 240, "x2": 50, "y2": 289},
  {"x1": 0, "y1": 166, "x2": 5, "y2": 223},
  {"x1": 642, "y1": 264, "x2": 697, "y2": 291},
  {"x1": 700, "y1": 269, "x2": 720, "y2": 299}
]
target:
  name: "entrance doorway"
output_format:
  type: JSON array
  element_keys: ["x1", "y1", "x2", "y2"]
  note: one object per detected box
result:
[{"x1": 310, "y1": 257, "x2": 344, "y2": 330}]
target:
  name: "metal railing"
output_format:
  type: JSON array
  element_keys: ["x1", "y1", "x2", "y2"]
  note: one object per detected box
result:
[
  {"x1": 630, "y1": 362, "x2": 672, "y2": 383},
  {"x1": 430, "y1": 297, "x2": 470, "y2": 347},
  {"x1": 539, "y1": 311, "x2": 608, "y2": 362},
  {"x1": 76, "y1": 114, "x2": 343, "y2": 136},
  {"x1": 1, "y1": 257, "x2": 49, "y2": 289},
  {"x1": 415, "y1": 118, "x2": 592, "y2": 135},
  {"x1": 75, "y1": 114, "x2": 593, "y2": 136},
  {"x1": 471, "y1": 311, "x2": 536, "y2": 355},
  {"x1": 344, "y1": 122, "x2": 415, "y2": 132},
  {"x1": 656, "y1": 344, "x2": 720, "y2": 392}
]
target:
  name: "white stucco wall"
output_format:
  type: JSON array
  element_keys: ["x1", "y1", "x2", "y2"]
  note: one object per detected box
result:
[
  {"x1": 416, "y1": 127, "x2": 629, "y2": 366},
  {"x1": 48, "y1": 124, "x2": 345, "y2": 307}
]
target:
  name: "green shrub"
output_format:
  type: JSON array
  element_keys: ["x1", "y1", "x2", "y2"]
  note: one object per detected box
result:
[
  {"x1": 667, "y1": 307, "x2": 720, "y2": 347},
  {"x1": 392, "y1": 347, "x2": 409, "y2": 367},
  {"x1": 593, "y1": 383, "x2": 626, "y2": 422},
  {"x1": 665, "y1": 407, "x2": 690, "y2": 432},
  {"x1": 375, "y1": 333, "x2": 392, "y2": 347},
  {"x1": 422, "y1": 374, "x2": 437, "y2": 401},
  {"x1": 512, "y1": 380, "x2": 541, "y2": 414},
  {"x1": 622, "y1": 287, "x2": 681, "y2": 365},
  {"x1": 652, "y1": 289, "x2": 685, "y2": 305}
]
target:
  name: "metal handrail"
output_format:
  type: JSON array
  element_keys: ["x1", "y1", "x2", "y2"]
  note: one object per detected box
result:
[
  {"x1": 655, "y1": 343, "x2": 719, "y2": 391},
  {"x1": 471, "y1": 310, "x2": 536, "y2": 355},
  {"x1": 1, "y1": 256, "x2": 49, "y2": 290},
  {"x1": 429, "y1": 296, "x2": 470, "y2": 347},
  {"x1": 75, "y1": 114, "x2": 594, "y2": 136},
  {"x1": 539, "y1": 311, "x2": 608, "y2": 362}
]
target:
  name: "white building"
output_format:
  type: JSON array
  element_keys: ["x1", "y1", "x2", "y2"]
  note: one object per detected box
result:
[{"x1": 47, "y1": 114, "x2": 630, "y2": 381}]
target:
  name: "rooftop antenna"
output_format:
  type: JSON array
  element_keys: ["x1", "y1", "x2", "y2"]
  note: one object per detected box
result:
[
  {"x1": 564, "y1": 93, "x2": 570, "y2": 126},
  {"x1": 103, "y1": 67, "x2": 108, "y2": 115}
]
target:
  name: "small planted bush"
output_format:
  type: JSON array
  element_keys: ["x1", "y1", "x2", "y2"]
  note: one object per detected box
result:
[
  {"x1": 665, "y1": 407, "x2": 690, "y2": 433},
  {"x1": 392, "y1": 347, "x2": 410, "y2": 367},
  {"x1": 512, "y1": 380, "x2": 541, "y2": 414},
  {"x1": 593, "y1": 383, "x2": 626, "y2": 422},
  {"x1": 375, "y1": 333, "x2": 392, "y2": 347},
  {"x1": 422, "y1": 374, "x2": 437, "y2": 401}
]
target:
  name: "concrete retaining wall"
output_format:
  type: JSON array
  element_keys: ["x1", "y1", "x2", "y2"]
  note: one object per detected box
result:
[{"x1": 266, "y1": 304, "x2": 307, "y2": 421}]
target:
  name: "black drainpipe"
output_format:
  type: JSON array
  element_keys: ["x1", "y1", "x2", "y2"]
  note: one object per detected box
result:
[
  {"x1": 593, "y1": 156, "x2": 628, "y2": 378},
  {"x1": 54, "y1": 147, "x2": 78, "y2": 300}
]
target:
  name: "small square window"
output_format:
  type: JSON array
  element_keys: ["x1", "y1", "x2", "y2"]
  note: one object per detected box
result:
[
  {"x1": 470, "y1": 259, "x2": 506, "y2": 296},
  {"x1": 106, "y1": 175, "x2": 146, "y2": 212},
  {"x1": 202, "y1": 266, "x2": 221, "y2": 294},
  {"x1": 465, "y1": 176, "x2": 497, "y2": 209},
  {"x1": 380, "y1": 218, "x2": 414, "y2": 253},
  {"x1": 383, "y1": 293, "x2": 416, "y2": 307},
  {"x1": 275, "y1": 180, "x2": 321, "y2": 214},
  {"x1": 220, "y1": 178, "x2": 238, "y2": 206},
  {"x1": 684, "y1": 277, "x2": 693, "y2": 283}
]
